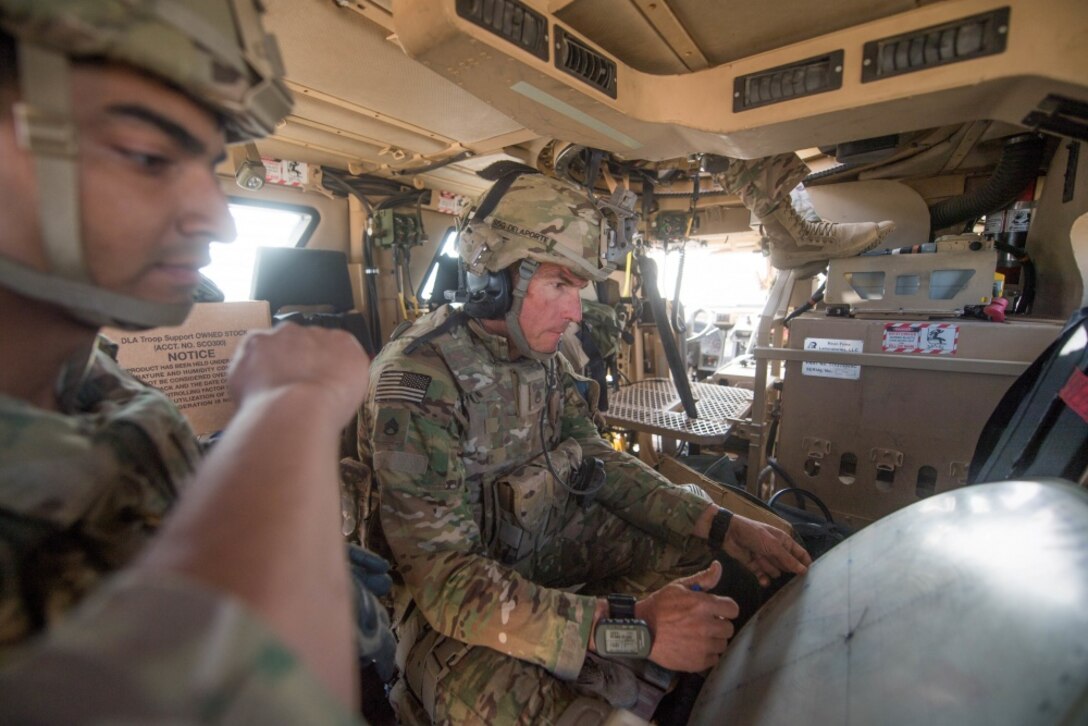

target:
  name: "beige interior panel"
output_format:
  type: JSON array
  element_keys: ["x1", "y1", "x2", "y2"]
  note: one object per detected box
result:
[
  {"x1": 286, "y1": 93, "x2": 451, "y2": 157},
  {"x1": 555, "y1": 0, "x2": 691, "y2": 74},
  {"x1": 392, "y1": 0, "x2": 1088, "y2": 159},
  {"x1": 557, "y1": 0, "x2": 925, "y2": 71},
  {"x1": 263, "y1": 0, "x2": 525, "y2": 146}
]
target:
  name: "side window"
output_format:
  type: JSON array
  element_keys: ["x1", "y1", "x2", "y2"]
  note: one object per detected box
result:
[
  {"x1": 416, "y1": 226, "x2": 461, "y2": 308},
  {"x1": 202, "y1": 199, "x2": 319, "y2": 302}
]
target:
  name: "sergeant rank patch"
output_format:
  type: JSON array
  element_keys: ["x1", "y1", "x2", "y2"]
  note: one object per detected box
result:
[{"x1": 375, "y1": 369, "x2": 431, "y2": 404}]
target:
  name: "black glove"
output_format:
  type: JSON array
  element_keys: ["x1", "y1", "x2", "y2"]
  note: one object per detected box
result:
[{"x1": 346, "y1": 544, "x2": 396, "y2": 682}]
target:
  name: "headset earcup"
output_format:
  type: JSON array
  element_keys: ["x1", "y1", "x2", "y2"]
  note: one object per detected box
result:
[{"x1": 463, "y1": 270, "x2": 511, "y2": 319}]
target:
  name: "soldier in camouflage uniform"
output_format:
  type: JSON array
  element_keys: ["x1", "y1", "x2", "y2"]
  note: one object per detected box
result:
[
  {"x1": 359, "y1": 169, "x2": 812, "y2": 724},
  {"x1": 0, "y1": 1, "x2": 379, "y2": 720},
  {"x1": 709, "y1": 152, "x2": 895, "y2": 269}
]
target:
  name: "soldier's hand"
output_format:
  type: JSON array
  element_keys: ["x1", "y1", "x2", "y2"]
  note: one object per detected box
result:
[
  {"x1": 723, "y1": 515, "x2": 811, "y2": 587},
  {"x1": 347, "y1": 544, "x2": 396, "y2": 682},
  {"x1": 228, "y1": 325, "x2": 369, "y2": 426},
  {"x1": 635, "y1": 561, "x2": 739, "y2": 672}
]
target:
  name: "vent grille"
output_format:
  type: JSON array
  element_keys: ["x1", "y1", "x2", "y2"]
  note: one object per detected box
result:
[
  {"x1": 862, "y1": 7, "x2": 1010, "y2": 83},
  {"x1": 734, "y1": 51, "x2": 844, "y2": 112},
  {"x1": 555, "y1": 27, "x2": 617, "y2": 99},
  {"x1": 456, "y1": 0, "x2": 549, "y2": 61}
]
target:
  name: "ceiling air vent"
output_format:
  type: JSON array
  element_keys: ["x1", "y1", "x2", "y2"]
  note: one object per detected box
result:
[
  {"x1": 456, "y1": 0, "x2": 549, "y2": 61},
  {"x1": 733, "y1": 51, "x2": 844, "y2": 113},
  {"x1": 554, "y1": 27, "x2": 617, "y2": 99},
  {"x1": 861, "y1": 7, "x2": 1010, "y2": 83}
]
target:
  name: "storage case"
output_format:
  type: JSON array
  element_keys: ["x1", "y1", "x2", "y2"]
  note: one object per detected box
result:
[{"x1": 776, "y1": 315, "x2": 1060, "y2": 528}]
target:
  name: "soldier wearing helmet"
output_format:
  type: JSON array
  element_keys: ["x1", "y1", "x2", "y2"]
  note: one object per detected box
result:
[
  {"x1": 0, "y1": 2, "x2": 380, "y2": 721},
  {"x1": 358, "y1": 166, "x2": 811, "y2": 724}
]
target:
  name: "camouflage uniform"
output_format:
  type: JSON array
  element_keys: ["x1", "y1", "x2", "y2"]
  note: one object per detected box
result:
[
  {"x1": 712, "y1": 153, "x2": 810, "y2": 218},
  {"x1": 0, "y1": 345, "x2": 363, "y2": 723},
  {"x1": 359, "y1": 307, "x2": 714, "y2": 724},
  {"x1": 711, "y1": 153, "x2": 894, "y2": 268},
  {"x1": 0, "y1": 343, "x2": 199, "y2": 650},
  {"x1": 0, "y1": 572, "x2": 359, "y2": 724}
]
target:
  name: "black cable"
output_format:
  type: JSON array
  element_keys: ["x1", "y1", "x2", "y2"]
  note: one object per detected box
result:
[
  {"x1": 783, "y1": 282, "x2": 826, "y2": 329},
  {"x1": 764, "y1": 414, "x2": 779, "y2": 459},
  {"x1": 768, "y1": 486, "x2": 835, "y2": 524},
  {"x1": 765, "y1": 457, "x2": 799, "y2": 490}
]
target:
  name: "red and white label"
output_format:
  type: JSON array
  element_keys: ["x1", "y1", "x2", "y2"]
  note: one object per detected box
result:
[
  {"x1": 881, "y1": 323, "x2": 959, "y2": 355},
  {"x1": 263, "y1": 158, "x2": 308, "y2": 187}
]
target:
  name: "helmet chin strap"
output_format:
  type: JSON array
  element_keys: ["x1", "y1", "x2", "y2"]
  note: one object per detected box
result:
[
  {"x1": 504, "y1": 259, "x2": 555, "y2": 362},
  {"x1": 0, "y1": 257, "x2": 193, "y2": 330},
  {"x1": 1, "y1": 42, "x2": 192, "y2": 331}
]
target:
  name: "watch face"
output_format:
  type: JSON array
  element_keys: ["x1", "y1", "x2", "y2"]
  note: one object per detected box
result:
[
  {"x1": 597, "y1": 622, "x2": 652, "y2": 657},
  {"x1": 604, "y1": 627, "x2": 646, "y2": 654}
]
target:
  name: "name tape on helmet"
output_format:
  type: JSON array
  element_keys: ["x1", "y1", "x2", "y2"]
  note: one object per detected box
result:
[{"x1": 491, "y1": 218, "x2": 556, "y2": 249}]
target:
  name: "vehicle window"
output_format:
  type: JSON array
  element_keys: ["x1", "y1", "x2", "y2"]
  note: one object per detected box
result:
[
  {"x1": 416, "y1": 226, "x2": 460, "y2": 307},
  {"x1": 647, "y1": 245, "x2": 773, "y2": 311},
  {"x1": 203, "y1": 199, "x2": 319, "y2": 302}
]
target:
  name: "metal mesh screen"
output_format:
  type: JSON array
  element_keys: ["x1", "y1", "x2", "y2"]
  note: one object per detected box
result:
[{"x1": 605, "y1": 378, "x2": 752, "y2": 445}]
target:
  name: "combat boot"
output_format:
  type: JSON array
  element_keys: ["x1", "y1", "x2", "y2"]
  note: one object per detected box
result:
[
  {"x1": 708, "y1": 154, "x2": 895, "y2": 269},
  {"x1": 760, "y1": 202, "x2": 894, "y2": 269}
]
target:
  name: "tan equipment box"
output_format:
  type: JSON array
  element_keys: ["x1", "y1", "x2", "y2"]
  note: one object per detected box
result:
[
  {"x1": 103, "y1": 302, "x2": 271, "y2": 437},
  {"x1": 776, "y1": 315, "x2": 1060, "y2": 528}
]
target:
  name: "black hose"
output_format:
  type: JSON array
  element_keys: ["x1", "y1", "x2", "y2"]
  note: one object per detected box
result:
[
  {"x1": 783, "y1": 282, "x2": 826, "y2": 329},
  {"x1": 768, "y1": 486, "x2": 835, "y2": 523},
  {"x1": 765, "y1": 457, "x2": 799, "y2": 490},
  {"x1": 928, "y1": 134, "x2": 1045, "y2": 234}
]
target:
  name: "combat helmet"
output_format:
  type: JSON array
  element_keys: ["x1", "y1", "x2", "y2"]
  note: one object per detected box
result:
[
  {"x1": 0, "y1": 0, "x2": 293, "y2": 329},
  {"x1": 458, "y1": 166, "x2": 615, "y2": 360}
]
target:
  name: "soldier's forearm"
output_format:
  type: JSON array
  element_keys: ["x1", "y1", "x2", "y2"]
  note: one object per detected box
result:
[{"x1": 134, "y1": 383, "x2": 357, "y2": 709}]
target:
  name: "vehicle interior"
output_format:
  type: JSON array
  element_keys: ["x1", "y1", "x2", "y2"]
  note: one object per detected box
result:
[{"x1": 191, "y1": 0, "x2": 1087, "y2": 720}]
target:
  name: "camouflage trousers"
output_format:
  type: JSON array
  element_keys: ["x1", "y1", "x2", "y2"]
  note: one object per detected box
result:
[
  {"x1": 713, "y1": 153, "x2": 810, "y2": 218},
  {"x1": 392, "y1": 499, "x2": 713, "y2": 725}
]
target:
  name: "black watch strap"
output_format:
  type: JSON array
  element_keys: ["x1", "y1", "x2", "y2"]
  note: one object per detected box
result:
[
  {"x1": 606, "y1": 593, "x2": 637, "y2": 619},
  {"x1": 708, "y1": 507, "x2": 733, "y2": 552}
]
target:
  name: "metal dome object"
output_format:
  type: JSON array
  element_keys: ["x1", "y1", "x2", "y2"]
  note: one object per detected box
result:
[{"x1": 691, "y1": 478, "x2": 1088, "y2": 726}]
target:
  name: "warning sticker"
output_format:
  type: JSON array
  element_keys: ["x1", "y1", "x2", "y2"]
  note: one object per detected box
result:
[
  {"x1": 802, "y1": 338, "x2": 863, "y2": 380},
  {"x1": 103, "y1": 302, "x2": 271, "y2": 435},
  {"x1": 882, "y1": 322, "x2": 959, "y2": 355},
  {"x1": 436, "y1": 190, "x2": 469, "y2": 216},
  {"x1": 264, "y1": 158, "x2": 308, "y2": 187}
]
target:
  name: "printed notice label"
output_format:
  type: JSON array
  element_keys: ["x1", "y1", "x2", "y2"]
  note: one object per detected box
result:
[
  {"x1": 104, "y1": 301, "x2": 271, "y2": 436},
  {"x1": 882, "y1": 322, "x2": 959, "y2": 355},
  {"x1": 802, "y1": 338, "x2": 863, "y2": 380}
]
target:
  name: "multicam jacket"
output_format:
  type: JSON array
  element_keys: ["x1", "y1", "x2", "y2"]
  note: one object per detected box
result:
[
  {"x1": 0, "y1": 343, "x2": 200, "y2": 651},
  {"x1": 360, "y1": 306, "x2": 710, "y2": 680}
]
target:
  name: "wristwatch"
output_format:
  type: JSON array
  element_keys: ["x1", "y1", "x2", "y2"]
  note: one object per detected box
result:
[
  {"x1": 708, "y1": 507, "x2": 734, "y2": 552},
  {"x1": 593, "y1": 594, "x2": 652, "y2": 658}
]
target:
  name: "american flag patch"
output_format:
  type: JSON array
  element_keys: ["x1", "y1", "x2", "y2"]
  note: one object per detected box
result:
[{"x1": 375, "y1": 370, "x2": 431, "y2": 404}]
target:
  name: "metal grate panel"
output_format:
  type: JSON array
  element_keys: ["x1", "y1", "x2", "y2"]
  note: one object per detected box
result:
[{"x1": 604, "y1": 378, "x2": 752, "y2": 445}]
